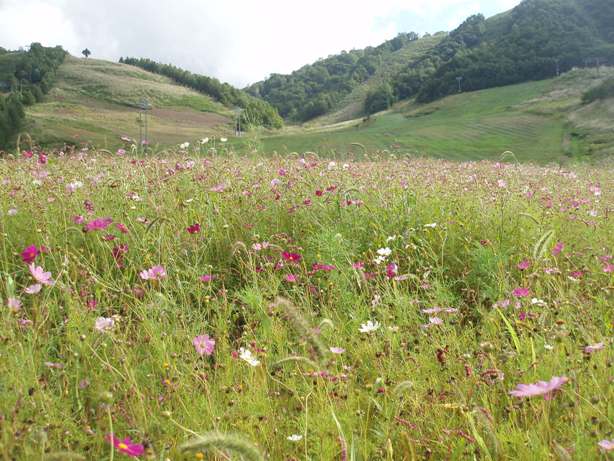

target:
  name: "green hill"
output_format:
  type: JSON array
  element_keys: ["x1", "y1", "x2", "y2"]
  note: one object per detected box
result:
[
  {"x1": 248, "y1": 0, "x2": 614, "y2": 124},
  {"x1": 251, "y1": 67, "x2": 614, "y2": 163},
  {"x1": 24, "y1": 56, "x2": 235, "y2": 147}
]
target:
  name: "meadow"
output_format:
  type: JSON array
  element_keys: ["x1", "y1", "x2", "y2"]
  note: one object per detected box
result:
[{"x1": 0, "y1": 145, "x2": 612, "y2": 460}]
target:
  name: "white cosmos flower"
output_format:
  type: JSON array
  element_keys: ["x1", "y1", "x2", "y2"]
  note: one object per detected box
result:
[
  {"x1": 179, "y1": 142, "x2": 190, "y2": 149},
  {"x1": 359, "y1": 320, "x2": 380, "y2": 333},
  {"x1": 377, "y1": 247, "x2": 392, "y2": 257},
  {"x1": 287, "y1": 434, "x2": 303, "y2": 442},
  {"x1": 239, "y1": 347, "x2": 260, "y2": 366},
  {"x1": 200, "y1": 137, "x2": 209, "y2": 144},
  {"x1": 220, "y1": 137, "x2": 228, "y2": 143},
  {"x1": 424, "y1": 223, "x2": 438, "y2": 228}
]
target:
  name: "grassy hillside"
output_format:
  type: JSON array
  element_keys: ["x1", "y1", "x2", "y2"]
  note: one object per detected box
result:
[
  {"x1": 251, "y1": 67, "x2": 614, "y2": 163},
  {"x1": 25, "y1": 56, "x2": 233, "y2": 148}
]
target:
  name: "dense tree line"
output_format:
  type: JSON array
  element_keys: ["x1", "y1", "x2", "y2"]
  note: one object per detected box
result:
[
  {"x1": 0, "y1": 43, "x2": 66, "y2": 148},
  {"x1": 246, "y1": 33, "x2": 420, "y2": 122},
  {"x1": 119, "y1": 57, "x2": 283, "y2": 129},
  {"x1": 393, "y1": 0, "x2": 614, "y2": 103}
]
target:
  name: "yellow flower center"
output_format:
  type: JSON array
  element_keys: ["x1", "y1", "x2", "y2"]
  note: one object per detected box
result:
[{"x1": 118, "y1": 443, "x2": 128, "y2": 450}]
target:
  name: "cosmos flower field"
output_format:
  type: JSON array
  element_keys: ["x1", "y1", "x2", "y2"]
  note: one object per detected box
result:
[{"x1": 0, "y1": 147, "x2": 612, "y2": 460}]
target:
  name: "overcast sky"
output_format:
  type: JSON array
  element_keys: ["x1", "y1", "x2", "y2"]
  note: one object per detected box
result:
[{"x1": 0, "y1": 0, "x2": 521, "y2": 87}]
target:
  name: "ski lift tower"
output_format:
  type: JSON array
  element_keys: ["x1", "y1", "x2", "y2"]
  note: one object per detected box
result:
[
  {"x1": 138, "y1": 98, "x2": 152, "y2": 149},
  {"x1": 233, "y1": 107, "x2": 244, "y2": 137}
]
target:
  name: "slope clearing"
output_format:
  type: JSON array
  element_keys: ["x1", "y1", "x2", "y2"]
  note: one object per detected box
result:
[
  {"x1": 255, "y1": 68, "x2": 614, "y2": 163},
  {"x1": 25, "y1": 56, "x2": 233, "y2": 148}
]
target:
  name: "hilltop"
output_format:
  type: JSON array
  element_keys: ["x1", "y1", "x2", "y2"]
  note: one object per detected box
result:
[{"x1": 25, "y1": 56, "x2": 235, "y2": 147}]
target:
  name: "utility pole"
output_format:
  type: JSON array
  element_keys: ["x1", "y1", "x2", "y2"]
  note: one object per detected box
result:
[
  {"x1": 456, "y1": 76, "x2": 464, "y2": 93},
  {"x1": 138, "y1": 99, "x2": 151, "y2": 151}
]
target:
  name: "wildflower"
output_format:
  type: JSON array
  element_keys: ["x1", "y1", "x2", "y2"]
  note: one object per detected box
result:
[
  {"x1": 8, "y1": 208, "x2": 18, "y2": 216},
  {"x1": 531, "y1": 298, "x2": 547, "y2": 307},
  {"x1": 73, "y1": 215, "x2": 85, "y2": 224},
  {"x1": 239, "y1": 347, "x2": 260, "y2": 366},
  {"x1": 200, "y1": 137, "x2": 209, "y2": 144},
  {"x1": 186, "y1": 223, "x2": 201, "y2": 234},
  {"x1": 117, "y1": 148, "x2": 126, "y2": 156},
  {"x1": 252, "y1": 242, "x2": 270, "y2": 251},
  {"x1": 584, "y1": 342, "x2": 605, "y2": 354},
  {"x1": 497, "y1": 179, "x2": 507, "y2": 188},
  {"x1": 512, "y1": 287, "x2": 530, "y2": 298},
  {"x1": 376, "y1": 247, "x2": 392, "y2": 257},
  {"x1": 517, "y1": 259, "x2": 531, "y2": 270},
  {"x1": 282, "y1": 252, "x2": 302, "y2": 263},
  {"x1": 84, "y1": 217, "x2": 113, "y2": 232},
  {"x1": 551, "y1": 241, "x2": 564, "y2": 256},
  {"x1": 106, "y1": 434, "x2": 145, "y2": 457},
  {"x1": 422, "y1": 317, "x2": 444, "y2": 329},
  {"x1": 421, "y1": 307, "x2": 458, "y2": 315},
  {"x1": 220, "y1": 137, "x2": 228, "y2": 143},
  {"x1": 287, "y1": 434, "x2": 303, "y2": 442},
  {"x1": 209, "y1": 183, "x2": 226, "y2": 193},
  {"x1": 139, "y1": 265, "x2": 167, "y2": 281},
  {"x1": 330, "y1": 347, "x2": 345, "y2": 354},
  {"x1": 95, "y1": 317, "x2": 115, "y2": 332},
  {"x1": 21, "y1": 245, "x2": 40, "y2": 264},
  {"x1": 7, "y1": 297, "x2": 22, "y2": 311},
  {"x1": 193, "y1": 334, "x2": 215, "y2": 356},
  {"x1": 285, "y1": 274, "x2": 298, "y2": 283},
  {"x1": 359, "y1": 320, "x2": 380, "y2": 333},
  {"x1": 29, "y1": 264, "x2": 54, "y2": 286},
  {"x1": 199, "y1": 274, "x2": 215, "y2": 282},
  {"x1": 509, "y1": 376, "x2": 568, "y2": 400},
  {"x1": 312, "y1": 263, "x2": 336, "y2": 272},
  {"x1": 603, "y1": 263, "x2": 614, "y2": 273},
  {"x1": 115, "y1": 223, "x2": 129, "y2": 234},
  {"x1": 386, "y1": 263, "x2": 398, "y2": 279},
  {"x1": 424, "y1": 223, "x2": 437, "y2": 228},
  {"x1": 66, "y1": 181, "x2": 84, "y2": 193},
  {"x1": 24, "y1": 284, "x2": 42, "y2": 294},
  {"x1": 598, "y1": 440, "x2": 614, "y2": 452}
]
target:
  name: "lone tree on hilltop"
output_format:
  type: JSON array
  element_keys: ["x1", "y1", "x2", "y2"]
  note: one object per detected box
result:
[{"x1": 82, "y1": 48, "x2": 91, "y2": 59}]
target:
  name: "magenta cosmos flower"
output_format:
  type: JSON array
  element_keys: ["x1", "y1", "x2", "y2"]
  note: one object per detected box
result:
[
  {"x1": 517, "y1": 259, "x2": 531, "y2": 270},
  {"x1": 21, "y1": 245, "x2": 40, "y2": 264},
  {"x1": 84, "y1": 217, "x2": 113, "y2": 232},
  {"x1": 106, "y1": 434, "x2": 144, "y2": 457},
  {"x1": 282, "y1": 252, "x2": 302, "y2": 263},
  {"x1": 186, "y1": 223, "x2": 201, "y2": 234},
  {"x1": 509, "y1": 376, "x2": 568, "y2": 400},
  {"x1": 139, "y1": 265, "x2": 166, "y2": 281},
  {"x1": 199, "y1": 274, "x2": 215, "y2": 282},
  {"x1": 512, "y1": 287, "x2": 531, "y2": 298},
  {"x1": 551, "y1": 241, "x2": 564, "y2": 256},
  {"x1": 193, "y1": 334, "x2": 215, "y2": 356}
]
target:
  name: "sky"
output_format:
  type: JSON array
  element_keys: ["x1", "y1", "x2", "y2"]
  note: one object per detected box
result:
[{"x1": 0, "y1": 0, "x2": 521, "y2": 87}]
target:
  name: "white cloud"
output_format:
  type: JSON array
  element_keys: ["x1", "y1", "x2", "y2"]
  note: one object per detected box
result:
[{"x1": 0, "y1": 0, "x2": 521, "y2": 87}]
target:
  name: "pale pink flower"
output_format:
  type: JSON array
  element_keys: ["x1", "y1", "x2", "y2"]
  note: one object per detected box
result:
[
  {"x1": 512, "y1": 287, "x2": 530, "y2": 298},
  {"x1": 139, "y1": 265, "x2": 167, "y2": 281},
  {"x1": 509, "y1": 376, "x2": 568, "y2": 400},
  {"x1": 584, "y1": 342, "x2": 605, "y2": 354},
  {"x1": 598, "y1": 440, "x2": 614, "y2": 452},
  {"x1": 24, "y1": 284, "x2": 42, "y2": 294},
  {"x1": 28, "y1": 264, "x2": 54, "y2": 286},
  {"x1": 330, "y1": 347, "x2": 345, "y2": 354},
  {"x1": 551, "y1": 241, "x2": 564, "y2": 256},
  {"x1": 95, "y1": 317, "x2": 115, "y2": 332},
  {"x1": 517, "y1": 259, "x2": 531, "y2": 270},
  {"x1": 193, "y1": 334, "x2": 215, "y2": 356},
  {"x1": 7, "y1": 297, "x2": 22, "y2": 310}
]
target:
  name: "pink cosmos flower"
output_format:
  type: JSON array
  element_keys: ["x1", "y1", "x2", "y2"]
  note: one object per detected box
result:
[
  {"x1": 84, "y1": 217, "x2": 113, "y2": 232},
  {"x1": 7, "y1": 297, "x2": 22, "y2": 310},
  {"x1": 352, "y1": 262, "x2": 365, "y2": 270},
  {"x1": 599, "y1": 440, "x2": 614, "y2": 452},
  {"x1": 330, "y1": 347, "x2": 345, "y2": 354},
  {"x1": 282, "y1": 252, "x2": 302, "y2": 263},
  {"x1": 584, "y1": 342, "x2": 605, "y2": 354},
  {"x1": 551, "y1": 241, "x2": 564, "y2": 256},
  {"x1": 512, "y1": 287, "x2": 530, "y2": 298},
  {"x1": 517, "y1": 259, "x2": 531, "y2": 271},
  {"x1": 604, "y1": 263, "x2": 614, "y2": 273},
  {"x1": 509, "y1": 376, "x2": 568, "y2": 400},
  {"x1": 193, "y1": 334, "x2": 215, "y2": 356},
  {"x1": 569, "y1": 271, "x2": 583, "y2": 280},
  {"x1": 285, "y1": 274, "x2": 298, "y2": 283},
  {"x1": 73, "y1": 215, "x2": 85, "y2": 224},
  {"x1": 106, "y1": 434, "x2": 145, "y2": 457},
  {"x1": 29, "y1": 264, "x2": 54, "y2": 286},
  {"x1": 186, "y1": 223, "x2": 201, "y2": 234},
  {"x1": 21, "y1": 245, "x2": 40, "y2": 264},
  {"x1": 312, "y1": 263, "x2": 336, "y2": 272},
  {"x1": 24, "y1": 284, "x2": 42, "y2": 294},
  {"x1": 199, "y1": 274, "x2": 216, "y2": 282},
  {"x1": 116, "y1": 223, "x2": 129, "y2": 234},
  {"x1": 421, "y1": 307, "x2": 458, "y2": 315},
  {"x1": 117, "y1": 148, "x2": 126, "y2": 156},
  {"x1": 139, "y1": 265, "x2": 167, "y2": 281},
  {"x1": 210, "y1": 183, "x2": 226, "y2": 193}
]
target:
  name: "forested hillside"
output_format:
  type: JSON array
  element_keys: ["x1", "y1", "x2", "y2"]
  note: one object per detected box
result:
[
  {"x1": 120, "y1": 57, "x2": 283, "y2": 129},
  {"x1": 251, "y1": 0, "x2": 614, "y2": 123},
  {"x1": 0, "y1": 43, "x2": 66, "y2": 147}
]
